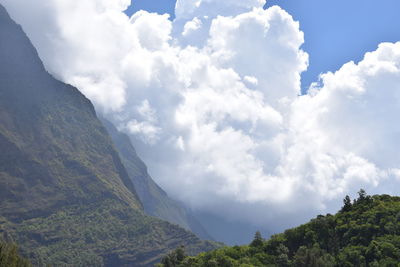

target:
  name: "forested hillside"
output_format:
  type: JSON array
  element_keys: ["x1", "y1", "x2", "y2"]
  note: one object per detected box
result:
[{"x1": 159, "y1": 191, "x2": 400, "y2": 267}]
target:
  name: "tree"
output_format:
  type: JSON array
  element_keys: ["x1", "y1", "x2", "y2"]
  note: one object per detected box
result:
[
  {"x1": 175, "y1": 246, "x2": 186, "y2": 263},
  {"x1": 293, "y1": 245, "x2": 335, "y2": 267},
  {"x1": 355, "y1": 189, "x2": 373, "y2": 206},
  {"x1": 341, "y1": 195, "x2": 352, "y2": 212},
  {"x1": 276, "y1": 244, "x2": 290, "y2": 267},
  {"x1": 250, "y1": 231, "x2": 264, "y2": 248},
  {"x1": 358, "y1": 189, "x2": 367, "y2": 201},
  {"x1": 159, "y1": 246, "x2": 187, "y2": 267}
]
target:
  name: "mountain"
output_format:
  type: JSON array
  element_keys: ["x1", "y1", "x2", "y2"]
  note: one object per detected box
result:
[
  {"x1": 159, "y1": 191, "x2": 400, "y2": 266},
  {"x1": 0, "y1": 4, "x2": 218, "y2": 266},
  {"x1": 101, "y1": 118, "x2": 213, "y2": 241}
]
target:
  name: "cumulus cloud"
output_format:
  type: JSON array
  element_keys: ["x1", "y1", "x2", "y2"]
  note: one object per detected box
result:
[
  {"x1": 182, "y1": 17, "x2": 202, "y2": 36},
  {"x1": 125, "y1": 100, "x2": 162, "y2": 144},
  {"x1": 2, "y1": 0, "x2": 400, "y2": 231},
  {"x1": 288, "y1": 42, "x2": 400, "y2": 200}
]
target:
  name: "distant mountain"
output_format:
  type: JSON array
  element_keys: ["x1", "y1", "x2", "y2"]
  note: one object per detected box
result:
[
  {"x1": 0, "y1": 4, "x2": 218, "y2": 266},
  {"x1": 191, "y1": 210, "x2": 270, "y2": 245},
  {"x1": 101, "y1": 118, "x2": 213, "y2": 241},
  {"x1": 159, "y1": 192, "x2": 400, "y2": 266}
]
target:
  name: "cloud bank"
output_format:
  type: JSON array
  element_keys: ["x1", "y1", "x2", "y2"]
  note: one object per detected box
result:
[{"x1": 2, "y1": 0, "x2": 400, "y2": 230}]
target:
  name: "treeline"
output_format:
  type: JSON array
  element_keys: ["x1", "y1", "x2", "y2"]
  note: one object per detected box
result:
[{"x1": 158, "y1": 190, "x2": 400, "y2": 267}]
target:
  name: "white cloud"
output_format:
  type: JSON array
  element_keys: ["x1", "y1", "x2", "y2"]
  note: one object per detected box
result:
[
  {"x1": 126, "y1": 119, "x2": 162, "y2": 144},
  {"x1": 182, "y1": 17, "x2": 202, "y2": 36},
  {"x1": 287, "y1": 42, "x2": 400, "y2": 200},
  {"x1": 2, "y1": 0, "x2": 400, "y2": 232},
  {"x1": 208, "y1": 6, "x2": 308, "y2": 109},
  {"x1": 243, "y1": 76, "x2": 258, "y2": 87},
  {"x1": 130, "y1": 11, "x2": 172, "y2": 51},
  {"x1": 125, "y1": 100, "x2": 162, "y2": 144}
]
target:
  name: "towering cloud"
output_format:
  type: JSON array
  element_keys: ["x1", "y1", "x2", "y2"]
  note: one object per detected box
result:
[
  {"x1": 2, "y1": 0, "x2": 400, "y2": 231},
  {"x1": 290, "y1": 42, "x2": 400, "y2": 198}
]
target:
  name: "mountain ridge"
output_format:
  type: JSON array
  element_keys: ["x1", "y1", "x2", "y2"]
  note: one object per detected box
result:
[{"x1": 0, "y1": 4, "x2": 219, "y2": 266}]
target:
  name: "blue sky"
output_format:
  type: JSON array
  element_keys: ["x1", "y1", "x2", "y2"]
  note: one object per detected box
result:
[
  {"x1": 125, "y1": 0, "x2": 176, "y2": 19},
  {"x1": 127, "y1": 0, "x2": 400, "y2": 93}
]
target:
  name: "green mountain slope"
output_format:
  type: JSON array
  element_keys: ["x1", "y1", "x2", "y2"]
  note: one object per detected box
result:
[
  {"x1": 0, "y1": 5, "x2": 218, "y2": 266},
  {"x1": 159, "y1": 191, "x2": 400, "y2": 267},
  {"x1": 0, "y1": 239, "x2": 31, "y2": 267},
  {"x1": 101, "y1": 118, "x2": 213, "y2": 241}
]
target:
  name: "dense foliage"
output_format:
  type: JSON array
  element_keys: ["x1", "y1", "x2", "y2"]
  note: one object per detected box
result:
[
  {"x1": 1, "y1": 199, "x2": 218, "y2": 266},
  {"x1": 0, "y1": 239, "x2": 31, "y2": 267},
  {"x1": 159, "y1": 191, "x2": 400, "y2": 267}
]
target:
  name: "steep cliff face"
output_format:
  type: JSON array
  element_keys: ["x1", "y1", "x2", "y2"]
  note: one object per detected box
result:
[
  {"x1": 0, "y1": 5, "x2": 218, "y2": 266},
  {"x1": 0, "y1": 2, "x2": 142, "y2": 220},
  {"x1": 101, "y1": 118, "x2": 213, "y2": 240}
]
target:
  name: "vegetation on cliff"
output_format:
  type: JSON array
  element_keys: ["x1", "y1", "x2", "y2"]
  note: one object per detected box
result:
[{"x1": 0, "y1": 239, "x2": 31, "y2": 267}]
